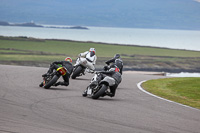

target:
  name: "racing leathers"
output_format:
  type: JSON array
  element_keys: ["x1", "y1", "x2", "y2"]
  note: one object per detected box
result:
[
  {"x1": 97, "y1": 70, "x2": 122, "y2": 97},
  {"x1": 83, "y1": 68, "x2": 122, "y2": 97},
  {"x1": 105, "y1": 57, "x2": 123, "y2": 75},
  {"x1": 43, "y1": 61, "x2": 73, "y2": 86},
  {"x1": 75, "y1": 51, "x2": 97, "y2": 71}
]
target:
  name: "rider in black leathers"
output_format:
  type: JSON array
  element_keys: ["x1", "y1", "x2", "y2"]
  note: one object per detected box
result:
[
  {"x1": 83, "y1": 54, "x2": 123, "y2": 97},
  {"x1": 104, "y1": 54, "x2": 123, "y2": 75},
  {"x1": 98, "y1": 54, "x2": 123, "y2": 97},
  {"x1": 41, "y1": 57, "x2": 73, "y2": 86},
  {"x1": 97, "y1": 68, "x2": 122, "y2": 97}
]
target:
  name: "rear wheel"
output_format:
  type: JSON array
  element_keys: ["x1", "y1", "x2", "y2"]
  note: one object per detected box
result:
[
  {"x1": 92, "y1": 84, "x2": 107, "y2": 99},
  {"x1": 44, "y1": 75, "x2": 59, "y2": 89},
  {"x1": 71, "y1": 66, "x2": 83, "y2": 79}
]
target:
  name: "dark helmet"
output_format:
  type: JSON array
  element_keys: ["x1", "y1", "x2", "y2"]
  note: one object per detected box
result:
[{"x1": 114, "y1": 54, "x2": 120, "y2": 59}]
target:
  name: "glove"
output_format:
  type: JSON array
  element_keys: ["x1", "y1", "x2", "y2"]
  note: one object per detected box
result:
[
  {"x1": 50, "y1": 62, "x2": 55, "y2": 66},
  {"x1": 105, "y1": 61, "x2": 110, "y2": 65},
  {"x1": 88, "y1": 69, "x2": 95, "y2": 73},
  {"x1": 103, "y1": 66, "x2": 109, "y2": 71}
]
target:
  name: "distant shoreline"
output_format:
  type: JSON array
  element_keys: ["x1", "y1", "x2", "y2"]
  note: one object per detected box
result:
[{"x1": 0, "y1": 21, "x2": 89, "y2": 30}]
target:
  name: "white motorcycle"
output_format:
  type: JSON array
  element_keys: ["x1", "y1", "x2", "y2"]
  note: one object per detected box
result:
[{"x1": 71, "y1": 57, "x2": 95, "y2": 79}]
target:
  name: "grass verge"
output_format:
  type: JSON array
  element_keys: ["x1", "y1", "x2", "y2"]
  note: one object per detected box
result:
[{"x1": 142, "y1": 77, "x2": 200, "y2": 109}]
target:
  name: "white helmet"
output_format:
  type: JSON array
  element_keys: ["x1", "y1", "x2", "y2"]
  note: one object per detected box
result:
[{"x1": 89, "y1": 48, "x2": 96, "y2": 54}]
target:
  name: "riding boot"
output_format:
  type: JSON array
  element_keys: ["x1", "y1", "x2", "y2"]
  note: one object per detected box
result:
[
  {"x1": 55, "y1": 81, "x2": 69, "y2": 86},
  {"x1": 42, "y1": 64, "x2": 55, "y2": 77},
  {"x1": 106, "y1": 92, "x2": 114, "y2": 97},
  {"x1": 39, "y1": 82, "x2": 44, "y2": 87},
  {"x1": 42, "y1": 68, "x2": 53, "y2": 77},
  {"x1": 42, "y1": 73, "x2": 50, "y2": 77},
  {"x1": 82, "y1": 90, "x2": 87, "y2": 97}
]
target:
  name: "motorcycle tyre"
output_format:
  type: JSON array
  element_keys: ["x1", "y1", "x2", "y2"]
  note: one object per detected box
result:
[
  {"x1": 92, "y1": 84, "x2": 107, "y2": 99},
  {"x1": 44, "y1": 75, "x2": 59, "y2": 89},
  {"x1": 71, "y1": 66, "x2": 83, "y2": 79}
]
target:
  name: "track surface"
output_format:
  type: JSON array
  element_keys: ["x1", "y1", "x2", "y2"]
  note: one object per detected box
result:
[{"x1": 0, "y1": 65, "x2": 199, "y2": 133}]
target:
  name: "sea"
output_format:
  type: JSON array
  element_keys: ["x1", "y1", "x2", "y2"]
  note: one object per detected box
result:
[{"x1": 0, "y1": 25, "x2": 200, "y2": 51}]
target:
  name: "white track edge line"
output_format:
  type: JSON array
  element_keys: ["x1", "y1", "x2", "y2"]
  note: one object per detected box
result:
[{"x1": 137, "y1": 80, "x2": 200, "y2": 111}]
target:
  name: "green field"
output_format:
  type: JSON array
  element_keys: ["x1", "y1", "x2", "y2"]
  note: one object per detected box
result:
[
  {"x1": 142, "y1": 78, "x2": 200, "y2": 109},
  {"x1": 1, "y1": 36, "x2": 200, "y2": 57},
  {"x1": 0, "y1": 36, "x2": 200, "y2": 71}
]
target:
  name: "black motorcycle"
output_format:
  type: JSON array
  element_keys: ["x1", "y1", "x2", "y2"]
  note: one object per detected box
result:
[{"x1": 39, "y1": 67, "x2": 67, "y2": 89}]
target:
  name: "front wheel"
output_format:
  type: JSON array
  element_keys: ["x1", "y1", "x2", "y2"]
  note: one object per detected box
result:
[
  {"x1": 92, "y1": 84, "x2": 107, "y2": 99},
  {"x1": 44, "y1": 75, "x2": 59, "y2": 89}
]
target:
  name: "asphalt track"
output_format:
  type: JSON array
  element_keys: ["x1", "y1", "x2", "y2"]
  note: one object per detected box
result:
[{"x1": 0, "y1": 65, "x2": 199, "y2": 133}]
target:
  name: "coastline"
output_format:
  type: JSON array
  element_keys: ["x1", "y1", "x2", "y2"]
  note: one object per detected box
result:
[{"x1": 0, "y1": 21, "x2": 89, "y2": 30}]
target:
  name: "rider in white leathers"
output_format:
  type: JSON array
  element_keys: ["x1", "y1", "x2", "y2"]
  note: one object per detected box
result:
[{"x1": 75, "y1": 48, "x2": 97, "y2": 72}]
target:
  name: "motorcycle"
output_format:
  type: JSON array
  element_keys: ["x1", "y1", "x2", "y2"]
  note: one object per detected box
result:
[
  {"x1": 39, "y1": 67, "x2": 67, "y2": 89},
  {"x1": 84, "y1": 71, "x2": 116, "y2": 99},
  {"x1": 71, "y1": 57, "x2": 94, "y2": 79}
]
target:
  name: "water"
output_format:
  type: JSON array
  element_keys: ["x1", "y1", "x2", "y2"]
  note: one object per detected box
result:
[
  {"x1": 166, "y1": 72, "x2": 200, "y2": 77},
  {"x1": 0, "y1": 25, "x2": 200, "y2": 51}
]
